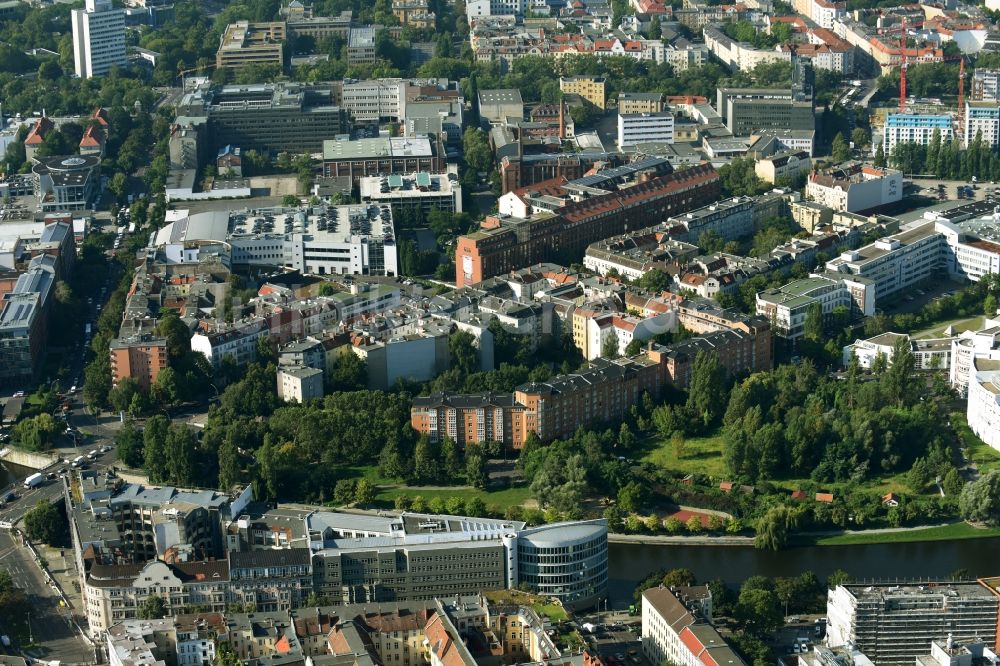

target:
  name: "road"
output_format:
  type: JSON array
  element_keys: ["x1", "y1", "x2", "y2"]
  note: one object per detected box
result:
[{"x1": 0, "y1": 530, "x2": 94, "y2": 663}]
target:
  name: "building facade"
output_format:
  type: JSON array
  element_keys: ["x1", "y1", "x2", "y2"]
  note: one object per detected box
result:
[
  {"x1": 215, "y1": 21, "x2": 285, "y2": 69},
  {"x1": 109, "y1": 335, "x2": 169, "y2": 392},
  {"x1": 559, "y1": 76, "x2": 607, "y2": 109},
  {"x1": 72, "y1": 0, "x2": 127, "y2": 78},
  {"x1": 882, "y1": 113, "x2": 954, "y2": 155},
  {"x1": 617, "y1": 112, "x2": 675, "y2": 147}
]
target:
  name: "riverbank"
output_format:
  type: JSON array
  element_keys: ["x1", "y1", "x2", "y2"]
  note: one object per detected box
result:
[{"x1": 609, "y1": 533, "x2": 754, "y2": 545}]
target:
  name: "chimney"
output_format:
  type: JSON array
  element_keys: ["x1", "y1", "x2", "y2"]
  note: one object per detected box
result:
[{"x1": 558, "y1": 99, "x2": 565, "y2": 140}]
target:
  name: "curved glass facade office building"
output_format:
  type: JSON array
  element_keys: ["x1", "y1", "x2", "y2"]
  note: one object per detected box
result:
[{"x1": 512, "y1": 519, "x2": 608, "y2": 610}]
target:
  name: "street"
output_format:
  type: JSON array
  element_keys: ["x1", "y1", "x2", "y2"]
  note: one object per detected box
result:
[{"x1": 0, "y1": 530, "x2": 94, "y2": 663}]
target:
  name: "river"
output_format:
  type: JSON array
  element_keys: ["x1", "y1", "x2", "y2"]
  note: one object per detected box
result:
[{"x1": 607, "y1": 539, "x2": 1000, "y2": 605}]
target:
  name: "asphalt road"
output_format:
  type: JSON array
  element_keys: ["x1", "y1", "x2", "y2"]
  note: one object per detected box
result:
[{"x1": 0, "y1": 530, "x2": 94, "y2": 663}]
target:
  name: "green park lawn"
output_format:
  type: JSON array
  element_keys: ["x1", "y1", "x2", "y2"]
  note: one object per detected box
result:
[
  {"x1": 338, "y1": 465, "x2": 533, "y2": 511},
  {"x1": 809, "y1": 521, "x2": 1000, "y2": 546},
  {"x1": 913, "y1": 316, "x2": 985, "y2": 340},
  {"x1": 951, "y1": 411, "x2": 1000, "y2": 473},
  {"x1": 639, "y1": 429, "x2": 728, "y2": 478}
]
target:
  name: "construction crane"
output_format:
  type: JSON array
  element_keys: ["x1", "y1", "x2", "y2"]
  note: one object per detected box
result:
[
  {"x1": 899, "y1": 17, "x2": 908, "y2": 113},
  {"x1": 176, "y1": 63, "x2": 219, "y2": 89}
]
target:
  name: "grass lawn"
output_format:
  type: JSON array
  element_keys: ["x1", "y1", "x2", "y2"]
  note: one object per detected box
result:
[
  {"x1": 807, "y1": 522, "x2": 1000, "y2": 546},
  {"x1": 639, "y1": 429, "x2": 727, "y2": 478},
  {"x1": 913, "y1": 316, "x2": 985, "y2": 340},
  {"x1": 952, "y1": 410, "x2": 1000, "y2": 473},
  {"x1": 483, "y1": 590, "x2": 569, "y2": 621},
  {"x1": 768, "y1": 470, "x2": 924, "y2": 498}
]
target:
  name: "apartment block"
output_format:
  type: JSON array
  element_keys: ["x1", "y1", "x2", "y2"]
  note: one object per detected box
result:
[
  {"x1": 276, "y1": 365, "x2": 324, "y2": 403},
  {"x1": 619, "y1": 92, "x2": 666, "y2": 115},
  {"x1": 703, "y1": 26, "x2": 791, "y2": 72},
  {"x1": 559, "y1": 76, "x2": 607, "y2": 109},
  {"x1": 72, "y1": 0, "x2": 127, "y2": 78},
  {"x1": 827, "y1": 583, "x2": 999, "y2": 665},
  {"x1": 972, "y1": 69, "x2": 1000, "y2": 102},
  {"x1": 642, "y1": 586, "x2": 744, "y2": 666},
  {"x1": 882, "y1": 113, "x2": 954, "y2": 155},
  {"x1": 109, "y1": 334, "x2": 168, "y2": 392},
  {"x1": 842, "y1": 331, "x2": 953, "y2": 371},
  {"x1": 585, "y1": 234, "x2": 699, "y2": 280},
  {"x1": 806, "y1": 162, "x2": 902, "y2": 213},
  {"x1": 755, "y1": 150, "x2": 811, "y2": 184},
  {"x1": 215, "y1": 21, "x2": 285, "y2": 69},
  {"x1": 456, "y1": 162, "x2": 721, "y2": 287},
  {"x1": 965, "y1": 101, "x2": 1000, "y2": 148},
  {"x1": 756, "y1": 273, "x2": 874, "y2": 339}
]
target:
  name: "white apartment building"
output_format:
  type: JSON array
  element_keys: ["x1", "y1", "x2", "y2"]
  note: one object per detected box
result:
[
  {"x1": 950, "y1": 321, "x2": 1000, "y2": 392},
  {"x1": 466, "y1": 0, "x2": 525, "y2": 18},
  {"x1": 842, "y1": 331, "x2": 952, "y2": 370},
  {"x1": 191, "y1": 318, "x2": 268, "y2": 369},
  {"x1": 965, "y1": 101, "x2": 1000, "y2": 148},
  {"x1": 703, "y1": 26, "x2": 791, "y2": 71},
  {"x1": 972, "y1": 68, "x2": 1000, "y2": 101},
  {"x1": 72, "y1": 0, "x2": 127, "y2": 79},
  {"x1": 277, "y1": 365, "x2": 324, "y2": 402},
  {"x1": 756, "y1": 273, "x2": 874, "y2": 339},
  {"x1": 882, "y1": 113, "x2": 954, "y2": 155},
  {"x1": 805, "y1": 164, "x2": 902, "y2": 213},
  {"x1": 755, "y1": 150, "x2": 811, "y2": 184},
  {"x1": 585, "y1": 311, "x2": 676, "y2": 359},
  {"x1": 617, "y1": 112, "x2": 675, "y2": 147},
  {"x1": 642, "y1": 587, "x2": 744, "y2": 666},
  {"x1": 968, "y1": 354, "x2": 1000, "y2": 451}
]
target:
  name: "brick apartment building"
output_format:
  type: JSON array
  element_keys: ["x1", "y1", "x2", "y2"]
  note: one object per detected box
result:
[
  {"x1": 109, "y1": 334, "x2": 169, "y2": 391},
  {"x1": 411, "y1": 307, "x2": 771, "y2": 446},
  {"x1": 456, "y1": 163, "x2": 721, "y2": 287}
]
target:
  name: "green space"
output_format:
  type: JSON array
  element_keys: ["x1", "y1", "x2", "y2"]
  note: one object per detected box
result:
[
  {"x1": 913, "y1": 316, "x2": 985, "y2": 339},
  {"x1": 373, "y1": 484, "x2": 533, "y2": 510},
  {"x1": 483, "y1": 590, "x2": 569, "y2": 622},
  {"x1": 952, "y1": 411, "x2": 1000, "y2": 473},
  {"x1": 807, "y1": 521, "x2": 1000, "y2": 546},
  {"x1": 639, "y1": 429, "x2": 727, "y2": 478}
]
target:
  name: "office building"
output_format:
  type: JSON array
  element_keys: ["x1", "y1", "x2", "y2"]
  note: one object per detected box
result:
[
  {"x1": 559, "y1": 76, "x2": 606, "y2": 109},
  {"x1": 359, "y1": 172, "x2": 462, "y2": 215},
  {"x1": 32, "y1": 155, "x2": 101, "y2": 213},
  {"x1": 756, "y1": 274, "x2": 874, "y2": 339},
  {"x1": 882, "y1": 113, "x2": 954, "y2": 155},
  {"x1": 806, "y1": 163, "x2": 902, "y2": 213},
  {"x1": 478, "y1": 89, "x2": 524, "y2": 125},
  {"x1": 965, "y1": 101, "x2": 1000, "y2": 148},
  {"x1": 72, "y1": 0, "x2": 127, "y2": 79},
  {"x1": 109, "y1": 334, "x2": 168, "y2": 392},
  {"x1": 322, "y1": 136, "x2": 447, "y2": 182},
  {"x1": 716, "y1": 87, "x2": 815, "y2": 136},
  {"x1": 348, "y1": 27, "x2": 377, "y2": 64},
  {"x1": 338, "y1": 78, "x2": 460, "y2": 124},
  {"x1": 177, "y1": 82, "x2": 350, "y2": 154},
  {"x1": 827, "y1": 583, "x2": 999, "y2": 665},
  {"x1": 972, "y1": 69, "x2": 1000, "y2": 102},
  {"x1": 842, "y1": 331, "x2": 953, "y2": 371},
  {"x1": 456, "y1": 162, "x2": 721, "y2": 287},
  {"x1": 215, "y1": 21, "x2": 285, "y2": 69},
  {"x1": 277, "y1": 365, "x2": 324, "y2": 403},
  {"x1": 617, "y1": 112, "x2": 675, "y2": 147}
]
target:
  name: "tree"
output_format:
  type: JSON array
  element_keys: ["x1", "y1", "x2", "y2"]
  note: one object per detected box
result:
[
  {"x1": 282, "y1": 194, "x2": 299, "y2": 207},
  {"x1": 450, "y1": 330, "x2": 479, "y2": 375},
  {"x1": 671, "y1": 431, "x2": 685, "y2": 459},
  {"x1": 617, "y1": 481, "x2": 647, "y2": 513},
  {"x1": 143, "y1": 414, "x2": 171, "y2": 484},
  {"x1": 851, "y1": 127, "x2": 869, "y2": 149},
  {"x1": 648, "y1": 15, "x2": 662, "y2": 39},
  {"x1": 602, "y1": 331, "x2": 620, "y2": 359},
  {"x1": 687, "y1": 351, "x2": 727, "y2": 428},
  {"x1": 803, "y1": 301, "x2": 824, "y2": 342},
  {"x1": 907, "y1": 456, "x2": 932, "y2": 492},
  {"x1": 166, "y1": 424, "x2": 199, "y2": 486},
  {"x1": 138, "y1": 594, "x2": 167, "y2": 620},
  {"x1": 874, "y1": 143, "x2": 886, "y2": 169},
  {"x1": 943, "y1": 467, "x2": 964, "y2": 496},
  {"x1": 685, "y1": 516, "x2": 703, "y2": 533},
  {"x1": 354, "y1": 478, "x2": 376, "y2": 506},
  {"x1": 754, "y1": 505, "x2": 798, "y2": 551},
  {"x1": 109, "y1": 377, "x2": 140, "y2": 413},
  {"x1": 116, "y1": 419, "x2": 144, "y2": 468},
  {"x1": 334, "y1": 479, "x2": 356, "y2": 505},
  {"x1": 959, "y1": 470, "x2": 1000, "y2": 525},
  {"x1": 985, "y1": 293, "x2": 998, "y2": 317},
  {"x1": 441, "y1": 436, "x2": 463, "y2": 480},
  {"x1": 736, "y1": 585, "x2": 783, "y2": 636},
  {"x1": 662, "y1": 568, "x2": 696, "y2": 587},
  {"x1": 24, "y1": 500, "x2": 66, "y2": 546},
  {"x1": 218, "y1": 438, "x2": 241, "y2": 490},
  {"x1": 466, "y1": 451, "x2": 488, "y2": 489},
  {"x1": 108, "y1": 172, "x2": 128, "y2": 201},
  {"x1": 12, "y1": 414, "x2": 60, "y2": 451}
]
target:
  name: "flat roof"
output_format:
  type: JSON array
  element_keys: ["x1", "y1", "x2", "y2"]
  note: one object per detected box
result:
[{"x1": 322, "y1": 136, "x2": 434, "y2": 161}]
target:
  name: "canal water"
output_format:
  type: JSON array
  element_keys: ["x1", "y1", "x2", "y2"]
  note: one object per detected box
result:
[{"x1": 607, "y1": 539, "x2": 1000, "y2": 605}]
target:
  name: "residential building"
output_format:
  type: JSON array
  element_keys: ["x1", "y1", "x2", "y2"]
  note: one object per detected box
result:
[
  {"x1": 109, "y1": 334, "x2": 169, "y2": 392},
  {"x1": 215, "y1": 21, "x2": 285, "y2": 69},
  {"x1": 827, "y1": 583, "x2": 999, "y2": 665},
  {"x1": 965, "y1": 101, "x2": 1000, "y2": 148},
  {"x1": 585, "y1": 234, "x2": 699, "y2": 280},
  {"x1": 107, "y1": 618, "x2": 178, "y2": 666},
  {"x1": 72, "y1": 0, "x2": 127, "y2": 79},
  {"x1": 756, "y1": 273, "x2": 874, "y2": 339},
  {"x1": 228, "y1": 549, "x2": 313, "y2": 612},
  {"x1": 337, "y1": 77, "x2": 461, "y2": 124},
  {"x1": 716, "y1": 86, "x2": 814, "y2": 136},
  {"x1": 805, "y1": 162, "x2": 903, "y2": 213},
  {"x1": 348, "y1": 27, "x2": 377, "y2": 65},
  {"x1": 359, "y1": 172, "x2": 462, "y2": 215},
  {"x1": 31, "y1": 155, "x2": 101, "y2": 213},
  {"x1": 703, "y1": 26, "x2": 791, "y2": 72},
  {"x1": 641, "y1": 586, "x2": 744, "y2": 666},
  {"x1": 177, "y1": 82, "x2": 350, "y2": 154},
  {"x1": 466, "y1": 0, "x2": 526, "y2": 18},
  {"x1": 792, "y1": 0, "x2": 845, "y2": 29},
  {"x1": 618, "y1": 111, "x2": 674, "y2": 147},
  {"x1": 972, "y1": 68, "x2": 1000, "y2": 102},
  {"x1": 843, "y1": 331, "x2": 954, "y2": 371},
  {"x1": 277, "y1": 365, "x2": 324, "y2": 402},
  {"x1": 0, "y1": 273, "x2": 51, "y2": 383},
  {"x1": 23, "y1": 116, "x2": 55, "y2": 162},
  {"x1": 619, "y1": 92, "x2": 666, "y2": 115},
  {"x1": 882, "y1": 113, "x2": 954, "y2": 155},
  {"x1": 456, "y1": 162, "x2": 721, "y2": 287},
  {"x1": 322, "y1": 135, "x2": 447, "y2": 183},
  {"x1": 559, "y1": 76, "x2": 607, "y2": 109},
  {"x1": 393, "y1": 0, "x2": 435, "y2": 27},
  {"x1": 755, "y1": 150, "x2": 811, "y2": 184},
  {"x1": 967, "y1": 354, "x2": 1000, "y2": 451}
]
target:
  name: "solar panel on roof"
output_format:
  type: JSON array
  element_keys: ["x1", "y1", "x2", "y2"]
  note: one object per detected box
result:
[{"x1": 415, "y1": 172, "x2": 431, "y2": 187}]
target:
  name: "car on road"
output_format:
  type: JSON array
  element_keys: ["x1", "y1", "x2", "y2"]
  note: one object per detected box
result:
[
  {"x1": 68, "y1": 385, "x2": 77, "y2": 394},
  {"x1": 87, "y1": 449, "x2": 98, "y2": 460},
  {"x1": 101, "y1": 445, "x2": 112, "y2": 453}
]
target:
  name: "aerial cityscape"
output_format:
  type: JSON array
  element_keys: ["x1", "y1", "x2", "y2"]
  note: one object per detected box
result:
[{"x1": 3, "y1": 0, "x2": 1000, "y2": 663}]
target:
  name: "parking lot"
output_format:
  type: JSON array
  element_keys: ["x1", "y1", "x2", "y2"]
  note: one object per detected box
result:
[{"x1": 578, "y1": 620, "x2": 645, "y2": 666}]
